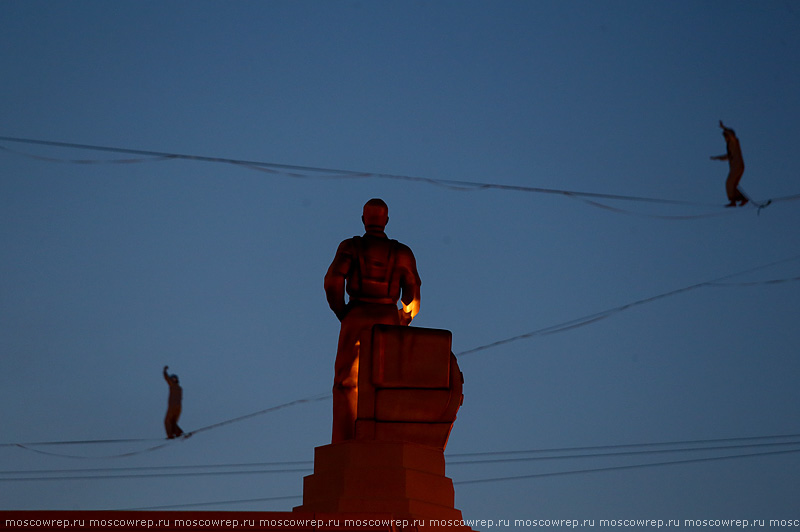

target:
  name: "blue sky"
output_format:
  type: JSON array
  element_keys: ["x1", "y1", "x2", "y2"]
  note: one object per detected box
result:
[{"x1": 1, "y1": 1, "x2": 799, "y2": 527}]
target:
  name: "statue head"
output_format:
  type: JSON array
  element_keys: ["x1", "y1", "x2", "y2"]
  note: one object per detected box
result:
[{"x1": 362, "y1": 198, "x2": 389, "y2": 231}]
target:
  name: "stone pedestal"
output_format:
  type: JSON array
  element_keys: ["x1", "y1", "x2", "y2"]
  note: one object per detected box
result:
[
  {"x1": 354, "y1": 326, "x2": 463, "y2": 450},
  {"x1": 295, "y1": 325, "x2": 473, "y2": 530},
  {"x1": 294, "y1": 441, "x2": 473, "y2": 531}
]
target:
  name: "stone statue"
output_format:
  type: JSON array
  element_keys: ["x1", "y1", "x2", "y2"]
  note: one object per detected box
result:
[{"x1": 324, "y1": 199, "x2": 421, "y2": 442}]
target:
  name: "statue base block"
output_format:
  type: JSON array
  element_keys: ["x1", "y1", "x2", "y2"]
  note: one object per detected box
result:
[{"x1": 294, "y1": 441, "x2": 474, "y2": 531}]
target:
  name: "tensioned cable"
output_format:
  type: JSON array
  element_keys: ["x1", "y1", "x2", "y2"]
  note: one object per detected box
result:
[
  {"x1": 11, "y1": 445, "x2": 800, "y2": 514},
  {"x1": 5, "y1": 434, "x2": 799, "y2": 480},
  {"x1": 0, "y1": 460, "x2": 314, "y2": 477},
  {"x1": 447, "y1": 431, "x2": 800, "y2": 458},
  {"x1": 0, "y1": 135, "x2": 768, "y2": 209},
  {"x1": 572, "y1": 197, "x2": 736, "y2": 220},
  {"x1": 1, "y1": 394, "x2": 330, "y2": 459},
  {"x1": 0, "y1": 467, "x2": 312, "y2": 482},
  {"x1": 709, "y1": 275, "x2": 800, "y2": 287},
  {"x1": 11, "y1": 442, "x2": 174, "y2": 460},
  {"x1": 447, "y1": 440, "x2": 800, "y2": 466},
  {"x1": 119, "y1": 494, "x2": 302, "y2": 511},
  {"x1": 5, "y1": 137, "x2": 796, "y2": 218},
  {"x1": 0, "y1": 438, "x2": 155, "y2": 448},
  {"x1": 0, "y1": 141, "x2": 755, "y2": 221},
  {"x1": 454, "y1": 447, "x2": 800, "y2": 486},
  {"x1": 4, "y1": 439, "x2": 799, "y2": 482},
  {"x1": 186, "y1": 393, "x2": 330, "y2": 437},
  {"x1": 0, "y1": 144, "x2": 176, "y2": 165},
  {"x1": 7, "y1": 442, "x2": 800, "y2": 490},
  {"x1": 117, "y1": 445, "x2": 800, "y2": 509},
  {"x1": 455, "y1": 253, "x2": 800, "y2": 356}
]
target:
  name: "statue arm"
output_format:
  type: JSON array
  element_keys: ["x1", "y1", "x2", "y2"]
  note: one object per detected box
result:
[
  {"x1": 324, "y1": 270, "x2": 347, "y2": 321},
  {"x1": 400, "y1": 285, "x2": 420, "y2": 325},
  {"x1": 324, "y1": 241, "x2": 352, "y2": 321},
  {"x1": 398, "y1": 247, "x2": 421, "y2": 325}
]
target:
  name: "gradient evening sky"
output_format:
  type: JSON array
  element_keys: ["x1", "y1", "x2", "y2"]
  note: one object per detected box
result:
[{"x1": 2, "y1": 1, "x2": 799, "y2": 528}]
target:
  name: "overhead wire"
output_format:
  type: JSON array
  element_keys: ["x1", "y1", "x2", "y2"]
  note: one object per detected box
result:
[
  {"x1": 186, "y1": 393, "x2": 330, "y2": 437},
  {"x1": 447, "y1": 431, "x2": 800, "y2": 458},
  {"x1": 0, "y1": 394, "x2": 331, "y2": 459},
  {"x1": 447, "y1": 440, "x2": 800, "y2": 466},
  {"x1": 119, "y1": 495, "x2": 302, "y2": 511},
  {"x1": 0, "y1": 466, "x2": 312, "y2": 483},
  {"x1": 708, "y1": 275, "x2": 800, "y2": 287},
  {"x1": 455, "y1": 253, "x2": 800, "y2": 356},
  {"x1": 63, "y1": 439, "x2": 800, "y2": 510},
  {"x1": 3, "y1": 135, "x2": 794, "y2": 213},
  {"x1": 11, "y1": 442, "x2": 174, "y2": 460},
  {"x1": 572, "y1": 197, "x2": 736, "y2": 220},
  {"x1": 0, "y1": 460, "x2": 314, "y2": 478},
  {"x1": 454, "y1": 447, "x2": 800, "y2": 486},
  {"x1": 0, "y1": 437, "x2": 155, "y2": 448},
  {"x1": 0, "y1": 459, "x2": 314, "y2": 476},
  {"x1": 23, "y1": 441, "x2": 800, "y2": 511},
  {"x1": 0, "y1": 144, "x2": 176, "y2": 165},
  {"x1": 4, "y1": 434, "x2": 799, "y2": 481}
]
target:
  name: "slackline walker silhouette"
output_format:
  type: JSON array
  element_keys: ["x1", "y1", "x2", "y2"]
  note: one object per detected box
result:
[
  {"x1": 711, "y1": 120, "x2": 748, "y2": 208},
  {"x1": 163, "y1": 366, "x2": 184, "y2": 439}
]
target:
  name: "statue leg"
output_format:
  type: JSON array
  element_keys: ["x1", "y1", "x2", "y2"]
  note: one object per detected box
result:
[
  {"x1": 332, "y1": 349, "x2": 359, "y2": 443},
  {"x1": 331, "y1": 304, "x2": 402, "y2": 443},
  {"x1": 332, "y1": 313, "x2": 362, "y2": 443}
]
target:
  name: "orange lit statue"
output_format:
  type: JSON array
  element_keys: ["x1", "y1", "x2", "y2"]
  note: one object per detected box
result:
[
  {"x1": 324, "y1": 199, "x2": 421, "y2": 443},
  {"x1": 711, "y1": 120, "x2": 748, "y2": 207},
  {"x1": 163, "y1": 365, "x2": 184, "y2": 439}
]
